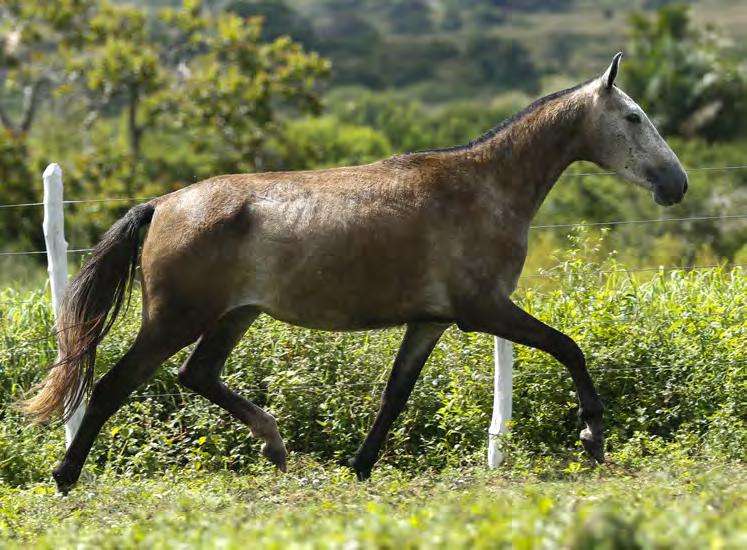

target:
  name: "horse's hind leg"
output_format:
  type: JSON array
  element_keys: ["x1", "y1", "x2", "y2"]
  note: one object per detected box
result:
[
  {"x1": 177, "y1": 306, "x2": 287, "y2": 471},
  {"x1": 349, "y1": 322, "x2": 447, "y2": 480},
  {"x1": 53, "y1": 318, "x2": 199, "y2": 494}
]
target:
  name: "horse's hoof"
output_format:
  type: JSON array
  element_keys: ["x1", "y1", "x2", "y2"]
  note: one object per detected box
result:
[
  {"x1": 54, "y1": 484, "x2": 71, "y2": 497},
  {"x1": 351, "y1": 459, "x2": 372, "y2": 481},
  {"x1": 355, "y1": 468, "x2": 372, "y2": 482},
  {"x1": 261, "y1": 440, "x2": 287, "y2": 472},
  {"x1": 338, "y1": 457, "x2": 371, "y2": 481},
  {"x1": 52, "y1": 465, "x2": 76, "y2": 495},
  {"x1": 580, "y1": 428, "x2": 606, "y2": 464}
]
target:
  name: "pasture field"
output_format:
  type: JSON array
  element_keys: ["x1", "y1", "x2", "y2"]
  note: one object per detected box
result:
[
  {"x1": 0, "y1": 458, "x2": 745, "y2": 549},
  {"x1": 1, "y1": 243, "x2": 745, "y2": 548}
]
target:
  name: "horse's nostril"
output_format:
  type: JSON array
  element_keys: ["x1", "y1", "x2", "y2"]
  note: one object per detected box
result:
[{"x1": 683, "y1": 179, "x2": 688, "y2": 194}]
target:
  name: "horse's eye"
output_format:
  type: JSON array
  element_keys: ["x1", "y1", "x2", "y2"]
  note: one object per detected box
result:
[{"x1": 625, "y1": 113, "x2": 642, "y2": 124}]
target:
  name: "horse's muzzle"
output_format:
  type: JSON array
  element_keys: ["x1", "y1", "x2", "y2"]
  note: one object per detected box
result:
[{"x1": 649, "y1": 164, "x2": 688, "y2": 206}]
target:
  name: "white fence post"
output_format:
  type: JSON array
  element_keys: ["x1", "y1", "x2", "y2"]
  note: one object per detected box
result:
[
  {"x1": 488, "y1": 336, "x2": 513, "y2": 467},
  {"x1": 42, "y1": 163, "x2": 85, "y2": 448}
]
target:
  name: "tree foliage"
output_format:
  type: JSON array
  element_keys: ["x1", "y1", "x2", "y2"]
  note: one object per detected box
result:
[
  {"x1": 0, "y1": 0, "x2": 329, "y2": 249},
  {"x1": 0, "y1": 131, "x2": 41, "y2": 251},
  {"x1": 0, "y1": 0, "x2": 746, "y2": 270},
  {"x1": 273, "y1": 116, "x2": 392, "y2": 170},
  {"x1": 465, "y1": 36, "x2": 540, "y2": 93},
  {"x1": 67, "y1": 1, "x2": 163, "y2": 161},
  {"x1": 0, "y1": 0, "x2": 95, "y2": 136},
  {"x1": 625, "y1": 5, "x2": 747, "y2": 141},
  {"x1": 152, "y1": 1, "x2": 330, "y2": 174},
  {"x1": 224, "y1": 0, "x2": 318, "y2": 46}
]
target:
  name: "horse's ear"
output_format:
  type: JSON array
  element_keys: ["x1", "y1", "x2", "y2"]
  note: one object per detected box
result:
[{"x1": 601, "y1": 52, "x2": 623, "y2": 90}]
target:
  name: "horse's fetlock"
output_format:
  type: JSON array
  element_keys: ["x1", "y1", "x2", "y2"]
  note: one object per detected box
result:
[
  {"x1": 580, "y1": 427, "x2": 606, "y2": 464},
  {"x1": 252, "y1": 414, "x2": 281, "y2": 441},
  {"x1": 578, "y1": 402, "x2": 604, "y2": 423}
]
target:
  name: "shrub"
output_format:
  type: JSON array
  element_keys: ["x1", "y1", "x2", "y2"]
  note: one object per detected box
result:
[{"x1": 0, "y1": 236, "x2": 744, "y2": 485}]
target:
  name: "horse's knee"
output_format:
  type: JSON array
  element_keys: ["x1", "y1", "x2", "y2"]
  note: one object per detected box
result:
[{"x1": 552, "y1": 333, "x2": 585, "y2": 369}]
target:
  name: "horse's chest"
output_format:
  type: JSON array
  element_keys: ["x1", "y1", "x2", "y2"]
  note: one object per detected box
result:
[{"x1": 446, "y1": 221, "x2": 528, "y2": 294}]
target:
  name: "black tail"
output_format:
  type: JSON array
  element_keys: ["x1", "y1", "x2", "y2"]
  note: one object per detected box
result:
[{"x1": 21, "y1": 202, "x2": 156, "y2": 423}]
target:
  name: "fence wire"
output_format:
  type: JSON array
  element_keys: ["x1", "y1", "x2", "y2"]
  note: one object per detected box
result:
[
  {"x1": 0, "y1": 197, "x2": 154, "y2": 209},
  {"x1": 0, "y1": 163, "x2": 746, "y2": 257},
  {"x1": 1, "y1": 215, "x2": 746, "y2": 257},
  {"x1": 1, "y1": 165, "x2": 746, "y2": 408},
  {"x1": 518, "y1": 262, "x2": 745, "y2": 280},
  {"x1": 560, "y1": 164, "x2": 747, "y2": 178},
  {"x1": 0, "y1": 163, "x2": 746, "y2": 211},
  {"x1": 2, "y1": 359, "x2": 744, "y2": 406},
  {"x1": 530, "y1": 213, "x2": 747, "y2": 230},
  {"x1": 0, "y1": 247, "x2": 94, "y2": 257},
  {"x1": 128, "y1": 359, "x2": 746, "y2": 399}
]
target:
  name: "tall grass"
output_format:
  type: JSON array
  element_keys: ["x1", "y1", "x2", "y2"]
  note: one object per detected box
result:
[{"x1": 1, "y1": 237, "x2": 744, "y2": 486}]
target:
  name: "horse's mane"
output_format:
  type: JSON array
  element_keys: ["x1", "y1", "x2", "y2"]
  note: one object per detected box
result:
[{"x1": 409, "y1": 78, "x2": 593, "y2": 156}]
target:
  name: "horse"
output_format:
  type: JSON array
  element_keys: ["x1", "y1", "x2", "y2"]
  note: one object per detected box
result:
[{"x1": 22, "y1": 52, "x2": 687, "y2": 493}]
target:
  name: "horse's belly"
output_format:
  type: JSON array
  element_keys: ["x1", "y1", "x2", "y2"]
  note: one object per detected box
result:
[
  {"x1": 249, "y1": 274, "x2": 452, "y2": 331},
  {"x1": 232, "y1": 242, "x2": 452, "y2": 330},
  {"x1": 224, "y1": 207, "x2": 440, "y2": 326},
  {"x1": 255, "y1": 308, "x2": 412, "y2": 332}
]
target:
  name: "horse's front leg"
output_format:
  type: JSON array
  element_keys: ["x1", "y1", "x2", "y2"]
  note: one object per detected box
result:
[
  {"x1": 456, "y1": 297, "x2": 605, "y2": 463},
  {"x1": 348, "y1": 322, "x2": 447, "y2": 480}
]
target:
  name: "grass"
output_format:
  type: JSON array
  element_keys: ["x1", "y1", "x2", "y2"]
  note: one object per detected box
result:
[
  {"x1": 0, "y1": 457, "x2": 744, "y2": 549},
  {"x1": 1, "y1": 250, "x2": 744, "y2": 547}
]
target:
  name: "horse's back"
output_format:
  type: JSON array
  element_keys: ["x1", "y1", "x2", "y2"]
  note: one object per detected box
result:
[{"x1": 139, "y1": 163, "x2": 454, "y2": 330}]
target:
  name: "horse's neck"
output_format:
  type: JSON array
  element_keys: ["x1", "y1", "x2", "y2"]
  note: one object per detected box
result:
[{"x1": 471, "y1": 96, "x2": 588, "y2": 220}]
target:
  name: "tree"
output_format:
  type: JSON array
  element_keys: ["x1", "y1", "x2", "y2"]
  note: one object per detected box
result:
[
  {"x1": 464, "y1": 37, "x2": 540, "y2": 94},
  {"x1": 224, "y1": 0, "x2": 318, "y2": 47},
  {"x1": 0, "y1": 0, "x2": 95, "y2": 137},
  {"x1": 48, "y1": 0, "x2": 327, "y2": 176},
  {"x1": 68, "y1": 2, "x2": 164, "y2": 163},
  {"x1": 625, "y1": 6, "x2": 747, "y2": 141},
  {"x1": 152, "y1": 2, "x2": 330, "y2": 174}
]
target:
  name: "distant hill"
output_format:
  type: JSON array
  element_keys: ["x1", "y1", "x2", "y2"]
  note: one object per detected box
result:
[{"x1": 122, "y1": 0, "x2": 746, "y2": 102}]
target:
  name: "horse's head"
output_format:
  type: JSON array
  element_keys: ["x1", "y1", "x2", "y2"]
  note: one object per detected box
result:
[{"x1": 583, "y1": 52, "x2": 687, "y2": 206}]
